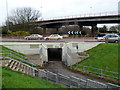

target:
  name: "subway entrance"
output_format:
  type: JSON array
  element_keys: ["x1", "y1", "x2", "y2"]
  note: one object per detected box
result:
[{"x1": 47, "y1": 48, "x2": 62, "y2": 61}]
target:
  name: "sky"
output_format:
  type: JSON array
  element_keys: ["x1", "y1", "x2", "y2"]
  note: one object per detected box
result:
[{"x1": 0, "y1": 0, "x2": 120, "y2": 27}]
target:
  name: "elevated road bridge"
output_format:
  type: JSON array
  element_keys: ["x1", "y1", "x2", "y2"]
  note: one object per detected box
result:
[{"x1": 35, "y1": 11, "x2": 120, "y2": 36}]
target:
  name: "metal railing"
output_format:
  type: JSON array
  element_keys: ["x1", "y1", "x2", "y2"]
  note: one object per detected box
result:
[
  {"x1": 1, "y1": 50, "x2": 26, "y2": 59},
  {"x1": 0, "y1": 50, "x2": 37, "y2": 66},
  {"x1": 4, "y1": 58, "x2": 120, "y2": 88},
  {"x1": 72, "y1": 64, "x2": 119, "y2": 80},
  {"x1": 43, "y1": 11, "x2": 118, "y2": 21}
]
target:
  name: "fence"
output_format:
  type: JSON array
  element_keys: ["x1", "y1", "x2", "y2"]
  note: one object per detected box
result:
[
  {"x1": 3, "y1": 58, "x2": 120, "y2": 88},
  {"x1": 73, "y1": 64, "x2": 119, "y2": 80}
]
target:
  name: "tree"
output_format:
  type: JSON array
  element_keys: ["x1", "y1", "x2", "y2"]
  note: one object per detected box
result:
[
  {"x1": 109, "y1": 26, "x2": 118, "y2": 33},
  {"x1": 99, "y1": 25, "x2": 107, "y2": 33},
  {"x1": 8, "y1": 7, "x2": 41, "y2": 33}
]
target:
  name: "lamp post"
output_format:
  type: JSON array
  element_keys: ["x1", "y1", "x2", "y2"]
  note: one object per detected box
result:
[
  {"x1": 40, "y1": 0, "x2": 43, "y2": 20},
  {"x1": 90, "y1": 7, "x2": 92, "y2": 16},
  {"x1": 40, "y1": 6, "x2": 43, "y2": 20},
  {"x1": 6, "y1": 0, "x2": 9, "y2": 30}
]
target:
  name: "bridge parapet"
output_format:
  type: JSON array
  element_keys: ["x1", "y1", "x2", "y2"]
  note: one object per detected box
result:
[{"x1": 42, "y1": 11, "x2": 118, "y2": 21}]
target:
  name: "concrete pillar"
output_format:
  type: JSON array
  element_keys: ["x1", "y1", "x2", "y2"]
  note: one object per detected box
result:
[
  {"x1": 43, "y1": 27, "x2": 46, "y2": 36},
  {"x1": 79, "y1": 25, "x2": 83, "y2": 31},
  {"x1": 78, "y1": 24, "x2": 83, "y2": 37},
  {"x1": 91, "y1": 24, "x2": 97, "y2": 37},
  {"x1": 56, "y1": 28, "x2": 59, "y2": 34}
]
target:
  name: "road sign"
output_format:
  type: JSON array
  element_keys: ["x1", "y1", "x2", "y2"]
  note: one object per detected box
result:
[{"x1": 68, "y1": 31, "x2": 82, "y2": 35}]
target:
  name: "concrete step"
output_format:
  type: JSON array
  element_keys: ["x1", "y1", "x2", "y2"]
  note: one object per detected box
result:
[
  {"x1": 19, "y1": 64, "x2": 24, "y2": 72},
  {"x1": 12, "y1": 62, "x2": 19, "y2": 70},
  {"x1": 23, "y1": 65, "x2": 27, "y2": 73},
  {"x1": 15, "y1": 63, "x2": 21, "y2": 71},
  {"x1": 5, "y1": 60, "x2": 12, "y2": 67},
  {"x1": 4, "y1": 58, "x2": 36, "y2": 77},
  {"x1": 9, "y1": 60, "x2": 16, "y2": 68}
]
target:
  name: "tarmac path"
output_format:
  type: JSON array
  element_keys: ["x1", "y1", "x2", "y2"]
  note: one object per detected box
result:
[{"x1": 43, "y1": 61, "x2": 108, "y2": 84}]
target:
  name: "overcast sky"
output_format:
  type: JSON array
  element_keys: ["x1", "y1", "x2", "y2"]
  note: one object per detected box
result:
[{"x1": 0, "y1": 0, "x2": 120, "y2": 26}]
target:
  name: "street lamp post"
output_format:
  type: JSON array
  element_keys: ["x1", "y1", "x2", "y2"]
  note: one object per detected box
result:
[
  {"x1": 6, "y1": 0, "x2": 9, "y2": 30},
  {"x1": 90, "y1": 7, "x2": 92, "y2": 16},
  {"x1": 40, "y1": 6, "x2": 43, "y2": 20}
]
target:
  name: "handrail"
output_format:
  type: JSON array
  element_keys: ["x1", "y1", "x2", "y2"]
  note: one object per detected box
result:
[
  {"x1": 4, "y1": 57, "x2": 120, "y2": 88},
  {"x1": 1, "y1": 53, "x2": 37, "y2": 66},
  {"x1": 76, "y1": 64, "x2": 118, "y2": 74},
  {"x1": 1, "y1": 50, "x2": 26, "y2": 59},
  {"x1": 73, "y1": 64, "x2": 118, "y2": 79}
]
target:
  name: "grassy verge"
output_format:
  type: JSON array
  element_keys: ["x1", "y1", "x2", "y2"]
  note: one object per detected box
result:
[
  {"x1": 2, "y1": 67, "x2": 64, "y2": 88},
  {"x1": 0, "y1": 45, "x2": 25, "y2": 59},
  {"x1": 0, "y1": 45, "x2": 39, "y2": 67},
  {"x1": 72, "y1": 43, "x2": 118, "y2": 79}
]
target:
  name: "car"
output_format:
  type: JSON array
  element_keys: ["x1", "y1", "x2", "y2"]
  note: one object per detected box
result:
[
  {"x1": 95, "y1": 33, "x2": 106, "y2": 41},
  {"x1": 44, "y1": 34, "x2": 63, "y2": 40},
  {"x1": 24, "y1": 34, "x2": 43, "y2": 40},
  {"x1": 105, "y1": 34, "x2": 119, "y2": 43},
  {"x1": 62, "y1": 34, "x2": 69, "y2": 38}
]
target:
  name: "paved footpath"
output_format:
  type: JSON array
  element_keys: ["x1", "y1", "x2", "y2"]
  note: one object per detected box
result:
[{"x1": 43, "y1": 61, "x2": 108, "y2": 84}]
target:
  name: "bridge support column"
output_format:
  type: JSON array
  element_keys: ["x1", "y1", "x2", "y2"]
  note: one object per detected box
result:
[
  {"x1": 79, "y1": 25, "x2": 83, "y2": 31},
  {"x1": 78, "y1": 24, "x2": 83, "y2": 37},
  {"x1": 91, "y1": 24, "x2": 97, "y2": 37},
  {"x1": 43, "y1": 27, "x2": 46, "y2": 36},
  {"x1": 56, "y1": 28, "x2": 59, "y2": 34}
]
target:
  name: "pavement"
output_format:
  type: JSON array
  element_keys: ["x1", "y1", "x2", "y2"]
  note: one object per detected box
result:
[{"x1": 43, "y1": 61, "x2": 108, "y2": 84}]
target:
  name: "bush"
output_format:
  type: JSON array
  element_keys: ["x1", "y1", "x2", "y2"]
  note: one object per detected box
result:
[
  {"x1": 2, "y1": 27, "x2": 8, "y2": 34},
  {"x1": 15, "y1": 31, "x2": 30, "y2": 36},
  {"x1": 7, "y1": 30, "x2": 30, "y2": 36}
]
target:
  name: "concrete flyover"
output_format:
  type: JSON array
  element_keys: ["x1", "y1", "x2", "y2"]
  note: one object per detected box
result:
[{"x1": 34, "y1": 11, "x2": 120, "y2": 36}]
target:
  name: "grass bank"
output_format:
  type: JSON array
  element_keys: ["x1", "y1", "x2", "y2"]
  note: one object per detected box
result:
[
  {"x1": 0, "y1": 45, "x2": 38, "y2": 67},
  {"x1": 0, "y1": 45, "x2": 25, "y2": 59},
  {"x1": 72, "y1": 43, "x2": 118, "y2": 79},
  {"x1": 2, "y1": 67, "x2": 64, "y2": 88}
]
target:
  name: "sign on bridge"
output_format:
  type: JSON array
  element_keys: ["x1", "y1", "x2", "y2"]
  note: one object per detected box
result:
[{"x1": 68, "y1": 31, "x2": 81, "y2": 35}]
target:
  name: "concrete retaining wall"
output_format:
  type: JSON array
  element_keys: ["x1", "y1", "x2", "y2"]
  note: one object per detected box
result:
[{"x1": 2, "y1": 42, "x2": 101, "y2": 66}]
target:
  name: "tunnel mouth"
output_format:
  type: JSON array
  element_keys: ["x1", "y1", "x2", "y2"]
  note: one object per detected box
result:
[{"x1": 47, "y1": 48, "x2": 62, "y2": 61}]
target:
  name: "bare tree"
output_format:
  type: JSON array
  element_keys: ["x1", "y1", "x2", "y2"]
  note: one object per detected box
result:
[
  {"x1": 9, "y1": 7, "x2": 41, "y2": 24},
  {"x1": 109, "y1": 25, "x2": 119, "y2": 33},
  {"x1": 8, "y1": 7, "x2": 41, "y2": 32}
]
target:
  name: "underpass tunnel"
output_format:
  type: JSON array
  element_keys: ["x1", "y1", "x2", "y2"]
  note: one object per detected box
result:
[{"x1": 47, "y1": 48, "x2": 62, "y2": 61}]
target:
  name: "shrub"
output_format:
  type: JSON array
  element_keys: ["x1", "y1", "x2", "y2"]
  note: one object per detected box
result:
[{"x1": 7, "y1": 30, "x2": 30, "y2": 36}]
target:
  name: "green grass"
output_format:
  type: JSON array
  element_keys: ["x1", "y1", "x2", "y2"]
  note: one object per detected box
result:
[
  {"x1": 2, "y1": 67, "x2": 64, "y2": 88},
  {"x1": 0, "y1": 45, "x2": 25, "y2": 58},
  {"x1": 0, "y1": 45, "x2": 39, "y2": 67},
  {"x1": 72, "y1": 43, "x2": 118, "y2": 79}
]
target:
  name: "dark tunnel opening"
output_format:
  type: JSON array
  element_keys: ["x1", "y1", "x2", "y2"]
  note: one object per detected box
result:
[{"x1": 47, "y1": 48, "x2": 62, "y2": 61}]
